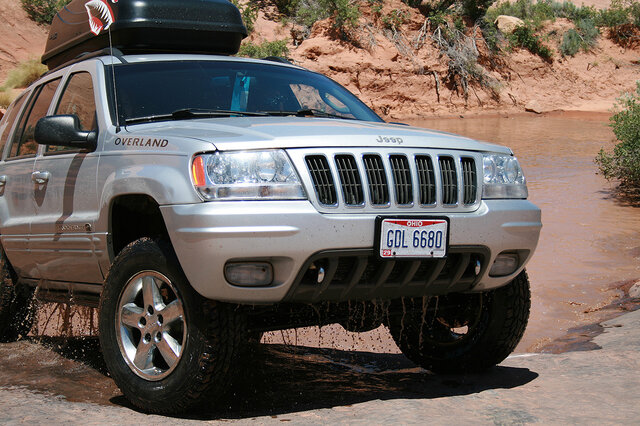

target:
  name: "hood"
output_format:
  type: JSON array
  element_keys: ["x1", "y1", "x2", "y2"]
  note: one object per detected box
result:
[{"x1": 124, "y1": 117, "x2": 512, "y2": 154}]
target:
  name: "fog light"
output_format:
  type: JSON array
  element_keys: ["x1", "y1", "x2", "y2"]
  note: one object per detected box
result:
[
  {"x1": 489, "y1": 252, "x2": 519, "y2": 277},
  {"x1": 225, "y1": 262, "x2": 273, "y2": 286}
]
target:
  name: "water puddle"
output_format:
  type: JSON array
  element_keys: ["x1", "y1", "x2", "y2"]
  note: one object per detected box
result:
[{"x1": 409, "y1": 112, "x2": 640, "y2": 351}]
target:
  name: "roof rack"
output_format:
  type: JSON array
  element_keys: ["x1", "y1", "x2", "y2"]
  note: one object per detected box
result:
[{"x1": 42, "y1": 0, "x2": 247, "y2": 70}]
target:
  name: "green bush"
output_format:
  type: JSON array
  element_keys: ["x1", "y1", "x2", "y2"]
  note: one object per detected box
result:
[
  {"x1": 276, "y1": 0, "x2": 360, "y2": 40},
  {"x1": 560, "y1": 18, "x2": 599, "y2": 56},
  {"x1": 21, "y1": 0, "x2": 70, "y2": 25},
  {"x1": 382, "y1": 9, "x2": 409, "y2": 31},
  {"x1": 1, "y1": 59, "x2": 48, "y2": 90},
  {"x1": 509, "y1": 24, "x2": 553, "y2": 61},
  {"x1": 596, "y1": 82, "x2": 640, "y2": 190},
  {"x1": 237, "y1": 40, "x2": 290, "y2": 59},
  {"x1": 486, "y1": 0, "x2": 596, "y2": 28},
  {"x1": 560, "y1": 28, "x2": 582, "y2": 55},
  {"x1": 274, "y1": 0, "x2": 302, "y2": 16},
  {"x1": 230, "y1": 0, "x2": 258, "y2": 34}
]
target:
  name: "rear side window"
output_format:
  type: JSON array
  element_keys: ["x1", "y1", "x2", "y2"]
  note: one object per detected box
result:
[
  {"x1": 8, "y1": 78, "x2": 61, "y2": 159},
  {"x1": 50, "y1": 72, "x2": 97, "y2": 153},
  {"x1": 0, "y1": 94, "x2": 28, "y2": 160}
]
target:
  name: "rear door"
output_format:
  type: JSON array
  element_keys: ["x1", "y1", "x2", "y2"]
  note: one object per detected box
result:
[
  {"x1": 31, "y1": 68, "x2": 103, "y2": 283},
  {"x1": 0, "y1": 78, "x2": 61, "y2": 278}
]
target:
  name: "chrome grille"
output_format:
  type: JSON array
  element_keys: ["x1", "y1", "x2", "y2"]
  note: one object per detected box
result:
[
  {"x1": 363, "y1": 155, "x2": 389, "y2": 205},
  {"x1": 416, "y1": 155, "x2": 436, "y2": 205},
  {"x1": 335, "y1": 155, "x2": 364, "y2": 206},
  {"x1": 302, "y1": 150, "x2": 480, "y2": 211},
  {"x1": 461, "y1": 158, "x2": 477, "y2": 205},
  {"x1": 439, "y1": 156, "x2": 457, "y2": 205},
  {"x1": 306, "y1": 155, "x2": 337, "y2": 206},
  {"x1": 390, "y1": 155, "x2": 413, "y2": 205}
]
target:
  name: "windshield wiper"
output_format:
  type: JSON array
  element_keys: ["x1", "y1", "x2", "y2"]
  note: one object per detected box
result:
[
  {"x1": 125, "y1": 108, "x2": 268, "y2": 125},
  {"x1": 260, "y1": 108, "x2": 355, "y2": 120}
]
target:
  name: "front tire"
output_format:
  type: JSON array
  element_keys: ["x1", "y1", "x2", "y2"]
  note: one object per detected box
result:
[
  {"x1": 388, "y1": 270, "x2": 531, "y2": 373},
  {"x1": 99, "y1": 238, "x2": 244, "y2": 414}
]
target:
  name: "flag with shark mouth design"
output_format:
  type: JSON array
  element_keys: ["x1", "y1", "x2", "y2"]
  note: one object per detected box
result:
[{"x1": 85, "y1": 0, "x2": 118, "y2": 35}]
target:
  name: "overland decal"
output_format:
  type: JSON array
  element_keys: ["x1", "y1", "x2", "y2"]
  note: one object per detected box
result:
[
  {"x1": 114, "y1": 137, "x2": 170, "y2": 148},
  {"x1": 85, "y1": 0, "x2": 118, "y2": 35}
]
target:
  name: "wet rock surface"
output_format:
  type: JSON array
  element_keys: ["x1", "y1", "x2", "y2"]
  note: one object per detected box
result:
[{"x1": 0, "y1": 309, "x2": 639, "y2": 423}]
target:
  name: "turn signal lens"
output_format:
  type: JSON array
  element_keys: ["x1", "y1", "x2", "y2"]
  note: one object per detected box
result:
[{"x1": 191, "y1": 156, "x2": 206, "y2": 187}]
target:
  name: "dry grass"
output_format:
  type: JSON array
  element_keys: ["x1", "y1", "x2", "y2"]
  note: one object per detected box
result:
[{"x1": 1, "y1": 59, "x2": 47, "y2": 91}]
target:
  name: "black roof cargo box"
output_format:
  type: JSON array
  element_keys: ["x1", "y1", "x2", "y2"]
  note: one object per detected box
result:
[{"x1": 42, "y1": 0, "x2": 247, "y2": 70}]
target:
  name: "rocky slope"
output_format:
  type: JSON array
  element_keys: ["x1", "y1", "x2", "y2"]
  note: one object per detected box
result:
[
  {"x1": 248, "y1": 0, "x2": 639, "y2": 119},
  {"x1": 0, "y1": 0, "x2": 638, "y2": 119}
]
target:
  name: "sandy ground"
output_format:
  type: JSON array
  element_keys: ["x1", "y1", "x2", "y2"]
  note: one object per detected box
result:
[{"x1": 0, "y1": 307, "x2": 638, "y2": 424}]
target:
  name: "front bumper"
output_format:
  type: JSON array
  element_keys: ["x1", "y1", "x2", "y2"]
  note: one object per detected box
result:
[{"x1": 160, "y1": 199, "x2": 541, "y2": 303}]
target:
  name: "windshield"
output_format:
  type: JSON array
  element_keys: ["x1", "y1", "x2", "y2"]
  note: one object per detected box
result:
[{"x1": 105, "y1": 60, "x2": 383, "y2": 124}]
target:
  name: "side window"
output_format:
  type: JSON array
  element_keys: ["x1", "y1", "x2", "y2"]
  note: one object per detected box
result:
[
  {"x1": 8, "y1": 78, "x2": 61, "y2": 159},
  {"x1": 0, "y1": 94, "x2": 28, "y2": 160},
  {"x1": 51, "y1": 72, "x2": 97, "y2": 152}
]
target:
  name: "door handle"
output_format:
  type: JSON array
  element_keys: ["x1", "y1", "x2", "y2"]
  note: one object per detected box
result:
[
  {"x1": 32, "y1": 171, "x2": 51, "y2": 184},
  {"x1": 0, "y1": 175, "x2": 6, "y2": 187}
]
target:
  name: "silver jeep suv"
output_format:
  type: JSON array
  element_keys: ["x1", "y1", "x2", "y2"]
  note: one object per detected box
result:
[{"x1": 0, "y1": 0, "x2": 541, "y2": 415}]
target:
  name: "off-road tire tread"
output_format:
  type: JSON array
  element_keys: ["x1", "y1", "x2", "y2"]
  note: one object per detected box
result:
[
  {"x1": 99, "y1": 238, "x2": 245, "y2": 414},
  {"x1": 390, "y1": 270, "x2": 531, "y2": 374}
]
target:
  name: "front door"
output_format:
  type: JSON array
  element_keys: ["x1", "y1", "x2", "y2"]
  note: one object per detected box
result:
[{"x1": 31, "y1": 71, "x2": 103, "y2": 283}]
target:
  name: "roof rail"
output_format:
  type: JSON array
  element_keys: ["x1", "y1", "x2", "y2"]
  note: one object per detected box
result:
[{"x1": 262, "y1": 56, "x2": 293, "y2": 65}]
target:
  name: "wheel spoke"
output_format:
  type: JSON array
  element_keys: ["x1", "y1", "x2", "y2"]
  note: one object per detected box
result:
[
  {"x1": 160, "y1": 299, "x2": 183, "y2": 325},
  {"x1": 133, "y1": 340, "x2": 154, "y2": 371},
  {"x1": 157, "y1": 333, "x2": 181, "y2": 367},
  {"x1": 142, "y1": 275, "x2": 163, "y2": 310},
  {"x1": 121, "y1": 304, "x2": 143, "y2": 329}
]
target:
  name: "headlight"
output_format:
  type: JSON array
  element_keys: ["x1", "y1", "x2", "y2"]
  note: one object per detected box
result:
[
  {"x1": 191, "y1": 150, "x2": 306, "y2": 201},
  {"x1": 482, "y1": 154, "x2": 528, "y2": 199}
]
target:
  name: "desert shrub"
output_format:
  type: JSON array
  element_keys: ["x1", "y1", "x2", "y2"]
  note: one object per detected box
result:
[
  {"x1": 462, "y1": 0, "x2": 498, "y2": 21},
  {"x1": 509, "y1": 24, "x2": 553, "y2": 61},
  {"x1": 382, "y1": 9, "x2": 409, "y2": 31},
  {"x1": 237, "y1": 39, "x2": 290, "y2": 58},
  {"x1": 480, "y1": 16, "x2": 506, "y2": 51},
  {"x1": 21, "y1": 0, "x2": 70, "y2": 25},
  {"x1": 560, "y1": 18, "x2": 599, "y2": 56},
  {"x1": 608, "y1": 23, "x2": 640, "y2": 47},
  {"x1": 486, "y1": 0, "x2": 596, "y2": 27},
  {"x1": 596, "y1": 8, "x2": 628, "y2": 27},
  {"x1": 560, "y1": 28, "x2": 582, "y2": 55},
  {"x1": 1, "y1": 59, "x2": 48, "y2": 90},
  {"x1": 230, "y1": 0, "x2": 258, "y2": 33},
  {"x1": 276, "y1": 0, "x2": 360, "y2": 38},
  {"x1": 596, "y1": 82, "x2": 640, "y2": 191},
  {"x1": 274, "y1": 0, "x2": 302, "y2": 15}
]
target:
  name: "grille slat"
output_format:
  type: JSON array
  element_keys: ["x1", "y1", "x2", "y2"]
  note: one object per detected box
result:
[
  {"x1": 363, "y1": 155, "x2": 389, "y2": 205},
  {"x1": 439, "y1": 156, "x2": 458, "y2": 205},
  {"x1": 335, "y1": 155, "x2": 364, "y2": 206},
  {"x1": 416, "y1": 155, "x2": 436, "y2": 205},
  {"x1": 304, "y1": 152, "x2": 478, "y2": 209},
  {"x1": 306, "y1": 155, "x2": 337, "y2": 206},
  {"x1": 461, "y1": 158, "x2": 477, "y2": 205},
  {"x1": 390, "y1": 155, "x2": 413, "y2": 205}
]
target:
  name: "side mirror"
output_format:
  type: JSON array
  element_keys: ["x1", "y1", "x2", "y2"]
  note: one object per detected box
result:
[{"x1": 35, "y1": 115, "x2": 97, "y2": 151}]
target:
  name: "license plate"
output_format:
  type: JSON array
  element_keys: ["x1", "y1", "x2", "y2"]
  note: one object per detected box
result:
[{"x1": 378, "y1": 218, "x2": 448, "y2": 259}]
